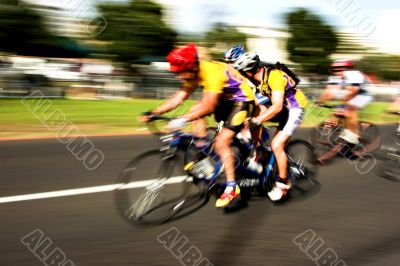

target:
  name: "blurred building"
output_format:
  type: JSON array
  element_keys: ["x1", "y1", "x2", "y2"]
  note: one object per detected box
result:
[
  {"x1": 236, "y1": 26, "x2": 381, "y2": 64},
  {"x1": 22, "y1": 0, "x2": 90, "y2": 38},
  {"x1": 237, "y1": 26, "x2": 290, "y2": 63},
  {"x1": 333, "y1": 29, "x2": 376, "y2": 61}
]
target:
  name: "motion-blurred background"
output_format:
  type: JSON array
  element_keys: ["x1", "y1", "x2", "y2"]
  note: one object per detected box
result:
[
  {"x1": 0, "y1": 0, "x2": 399, "y2": 137},
  {"x1": 1, "y1": 2, "x2": 400, "y2": 266}
]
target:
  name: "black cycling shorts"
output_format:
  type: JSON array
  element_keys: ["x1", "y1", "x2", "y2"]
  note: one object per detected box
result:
[
  {"x1": 272, "y1": 107, "x2": 289, "y2": 131},
  {"x1": 214, "y1": 100, "x2": 255, "y2": 133}
]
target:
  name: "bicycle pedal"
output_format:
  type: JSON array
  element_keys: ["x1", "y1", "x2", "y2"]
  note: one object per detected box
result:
[{"x1": 191, "y1": 176, "x2": 201, "y2": 184}]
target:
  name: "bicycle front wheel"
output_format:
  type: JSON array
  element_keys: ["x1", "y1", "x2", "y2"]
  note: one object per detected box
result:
[
  {"x1": 115, "y1": 149, "x2": 203, "y2": 225},
  {"x1": 309, "y1": 122, "x2": 343, "y2": 158}
]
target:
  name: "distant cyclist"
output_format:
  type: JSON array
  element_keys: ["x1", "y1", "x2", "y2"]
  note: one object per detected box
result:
[
  {"x1": 141, "y1": 44, "x2": 256, "y2": 208},
  {"x1": 319, "y1": 60, "x2": 373, "y2": 145},
  {"x1": 388, "y1": 95, "x2": 400, "y2": 115},
  {"x1": 233, "y1": 52, "x2": 308, "y2": 201}
]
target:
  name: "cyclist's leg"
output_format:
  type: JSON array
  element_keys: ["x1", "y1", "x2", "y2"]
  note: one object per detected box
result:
[
  {"x1": 344, "y1": 104, "x2": 359, "y2": 136},
  {"x1": 239, "y1": 100, "x2": 260, "y2": 142},
  {"x1": 388, "y1": 96, "x2": 400, "y2": 114},
  {"x1": 188, "y1": 101, "x2": 209, "y2": 138},
  {"x1": 250, "y1": 104, "x2": 288, "y2": 146},
  {"x1": 342, "y1": 94, "x2": 373, "y2": 144},
  {"x1": 271, "y1": 108, "x2": 302, "y2": 180},
  {"x1": 192, "y1": 118, "x2": 208, "y2": 138},
  {"x1": 214, "y1": 129, "x2": 241, "y2": 208},
  {"x1": 271, "y1": 131, "x2": 290, "y2": 180},
  {"x1": 215, "y1": 101, "x2": 254, "y2": 207},
  {"x1": 269, "y1": 108, "x2": 304, "y2": 201},
  {"x1": 214, "y1": 128, "x2": 236, "y2": 183}
]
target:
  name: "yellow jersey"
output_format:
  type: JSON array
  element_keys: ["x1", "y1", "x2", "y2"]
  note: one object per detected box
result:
[
  {"x1": 259, "y1": 68, "x2": 308, "y2": 109},
  {"x1": 183, "y1": 60, "x2": 255, "y2": 102}
]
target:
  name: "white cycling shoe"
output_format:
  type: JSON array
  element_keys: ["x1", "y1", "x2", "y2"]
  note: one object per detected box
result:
[{"x1": 268, "y1": 181, "x2": 291, "y2": 201}]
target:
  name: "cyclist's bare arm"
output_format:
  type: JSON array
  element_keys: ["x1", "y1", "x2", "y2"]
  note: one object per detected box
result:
[
  {"x1": 152, "y1": 86, "x2": 195, "y2": 115},
  {"x1": 342, "y1": 85, "x2": 360, "y2": 103},
  {"x1": 319, "y1": 84, "x2": 339, "y2": 102},
  {"x1": 256, "y1": 90, "x2": 284, "y2": 122},
  {"x1": 182, "y1": 92, "x2": 219, "y2": 122}
]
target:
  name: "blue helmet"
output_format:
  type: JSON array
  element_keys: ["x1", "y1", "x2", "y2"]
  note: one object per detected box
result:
[{"x1": 223, "y1": 45, "x2": 246, "y2": 62}]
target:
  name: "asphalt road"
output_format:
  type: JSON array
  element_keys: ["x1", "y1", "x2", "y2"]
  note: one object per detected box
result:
[{"x1": 0, "y1": 126, "x2": 399, "y2": 266}]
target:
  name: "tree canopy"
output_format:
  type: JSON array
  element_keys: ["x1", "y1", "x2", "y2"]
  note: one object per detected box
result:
[
  {"x1": 0, "y1": 0, "x2": 90, "y2": 57},
  {"x1": 96, "y1": 0, "x2": 177, "y2": 67},
  {"x1": 203, "y1": 23, "x2": 247, "y2": 60},
  {"x1": 285, "y1": 8, "x2": 338, "y2": 74},
  {"x1": 357, "y1": 54, "x2": 400, "y2": 81}
]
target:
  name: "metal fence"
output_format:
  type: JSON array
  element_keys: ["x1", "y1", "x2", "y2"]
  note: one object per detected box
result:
[{"x1": 0, "y1": 70, "x2": 397, "y2": 102}]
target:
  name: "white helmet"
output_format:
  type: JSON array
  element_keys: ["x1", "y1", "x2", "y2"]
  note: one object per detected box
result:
[{"x1": 233, "y1": 52, "x2": 260, "y2": 72}]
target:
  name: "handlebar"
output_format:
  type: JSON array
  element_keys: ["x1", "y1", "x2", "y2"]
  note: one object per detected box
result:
[
  {"x1": 146, "y1": 115, "x2": 173, "y2": 122},
  {"x1": 387, "y1": 111, "x2": 400, "y2": 116},
  {"x1": 315, "y1": 103, "x2": 346, "y2": 109},
  {"x1": 142, "y1": 114, "x2": 175, "y2": 137},
  {"x1": 143, "y1": 114, "x2": 218, "y2": 141}
]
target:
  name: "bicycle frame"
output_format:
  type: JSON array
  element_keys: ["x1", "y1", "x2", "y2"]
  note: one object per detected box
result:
[
  {"x1": 118, "y1": 116, "x2": 317, "y2": 225},
  {"x1": 156, "y1": 120, "x2": 303, "y2": 198},
  {"x1": 175, "y1": 125, "x2": 277, "y2": 191}
]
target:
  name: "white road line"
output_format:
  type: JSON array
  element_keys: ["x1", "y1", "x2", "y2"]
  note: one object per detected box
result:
[{"x1": 0, "y1": 175, "x2": 189, "y2": 204}]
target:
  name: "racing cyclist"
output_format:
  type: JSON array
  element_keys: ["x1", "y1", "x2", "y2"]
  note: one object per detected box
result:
[
  {"x1": 224, "y1": 45, "x2": 254, "y2": 143},
  {"x1": 141, "y1": 44, "x2": 256, "y2": 208},
  {"x1": 233, "y1": 52, "x2": 308, "y2": 201},
  {"x1": 319, "y1": 60, "x2": 373, "y2": 147},
  {"x1": 224, "y1": 45, "x2": 271, "y2": 108},
  {"x1": 223, "y1": 45, "x2": 288, "y2": 145}
]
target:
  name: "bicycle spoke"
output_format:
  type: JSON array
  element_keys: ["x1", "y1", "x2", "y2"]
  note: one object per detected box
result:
[
  {"x1": 126, "y1": 183, "x2": 165, "y2": 220},
  {"x1": 115, "y1": 148, "x2": 209, "y2": 226},
  {"x1": 286, "y1": 140, "x2": 317, "y2": 182}
]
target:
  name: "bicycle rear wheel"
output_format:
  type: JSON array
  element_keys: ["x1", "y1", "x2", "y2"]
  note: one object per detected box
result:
[
  {"x1": 375, "y1": 136, "x2": 400, "y2": 181},
  {"x1": 115, "y1": 149, "x2": 205, "y2": 225},
  {"x1": 286, "y1": 139, "x2": 319, "y2": 196},
  {"x1": 356, "y1": 122, "x2": 381, "y2": 156},
  {"x1": 359, "y1": 122, "x2": 379, "y2": 144},
  {"x1": 376, "y1": 155, "x2": 400, "y2": 181}
]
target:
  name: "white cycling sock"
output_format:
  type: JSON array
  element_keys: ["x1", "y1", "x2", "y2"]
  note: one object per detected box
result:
[{"x1": 339, "y1": 129, "x2": 360, "y2": 144}]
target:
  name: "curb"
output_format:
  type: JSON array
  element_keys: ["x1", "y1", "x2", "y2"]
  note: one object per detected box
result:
[{"x1": 0, "y1": 131, "x2": 152, "y2": 142}]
